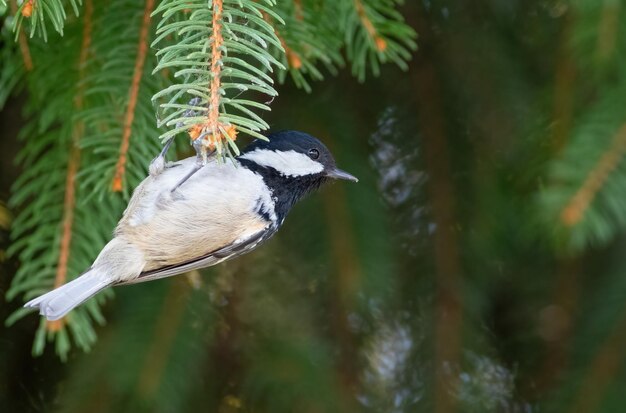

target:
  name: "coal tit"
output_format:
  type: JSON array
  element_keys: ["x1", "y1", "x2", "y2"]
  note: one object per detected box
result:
[{"x1": 25, "y1": 130, "x2": 357, "y2": 320}]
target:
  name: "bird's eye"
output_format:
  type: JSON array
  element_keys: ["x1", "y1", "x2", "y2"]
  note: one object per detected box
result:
[{"x1": 308, "y1": 148, "x2": 320, "y2": 159}]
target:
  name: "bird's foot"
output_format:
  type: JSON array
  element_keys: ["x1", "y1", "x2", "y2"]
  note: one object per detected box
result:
[
  {"x1": 170, "y1": 137, "x2": 214, "y2": 193},
  {"x1": 149, "y1": 138, "x2": 175, "y2": 177}
]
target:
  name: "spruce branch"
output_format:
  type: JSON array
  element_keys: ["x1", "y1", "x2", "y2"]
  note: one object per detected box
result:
[
  {"x1": 561, "y1": 123, "x2": 626, "y2": 227},
  {"x1": 265, "y1": 1, "x2": 344, "y2": 93},
  {"x1": 541, "y1": 84, "x2": 626, "y2": 250},
  {"x1": 354, "y1": 0, "x2": 385, "y2": 51},
  {"x1": 6, "y1": 0, "x2": 161, "y2": 359},
  {"x1": 47, "y1": 0, "x2": 93, "y2": 333},
  {"x1": 111, "y1": 0, "x2": 156, "y2": 192},
  {"x1": 12, "y1": 0, "x2": 83, "y2": 41},
  {"x1": 205, "y1": 0, "x2": 226, "y2": 157},
  {"x1": 344, "y1": 0, "x2": 417, "y2": 81},
  {"x1": 78, "y1": 0, "x2": 166, "y2": 199},
  {"x1": 151, "y1": 0, "x2": 285, "y2": 160},
  {"x1": 9, "y1": 0, "x2": 33, "y2": 70}
]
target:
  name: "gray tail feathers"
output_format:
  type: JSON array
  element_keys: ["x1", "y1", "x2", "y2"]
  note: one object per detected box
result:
[{"x1": 24, "y1": 270, "x2": 111, "y2": 321}]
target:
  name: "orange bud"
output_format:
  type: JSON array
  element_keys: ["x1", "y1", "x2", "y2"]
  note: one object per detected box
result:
[
  {"x1": 288, "y1": 53, "x2": 302, "y2": 69},
  {"x1": 111, "y1": 175, "x2": 123, "y2": 192},
  {"x1": 224, "y1": 124, "x2": 238, "y2": 140},
  {"x1": 22, "y1": 1, "x2": 33, "y2": 18},
  {"x1": 561, "y1": 206, "x2": 581, "y2": 227},
  {"x1": 188, "y1": 124, "x2": 204, "y2": 140},
  {"x1": 375, "y1": 36, "x2": 387, "y2": 52},
  {"x1": 47, "y1": 319, "x2": 64, "y2": 332}
]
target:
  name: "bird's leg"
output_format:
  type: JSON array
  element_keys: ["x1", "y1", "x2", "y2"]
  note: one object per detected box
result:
[
  {"x1": 149, "y1": 137, "x2": 175, "y2": 177},
  {"x1": 171, "y1": 133, "x2": 214, "y2": 193}
]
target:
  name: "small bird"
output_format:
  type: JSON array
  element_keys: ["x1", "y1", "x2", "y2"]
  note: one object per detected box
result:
[{"x1": 25, "y1": 130, "x2": 357, "y2": 320}]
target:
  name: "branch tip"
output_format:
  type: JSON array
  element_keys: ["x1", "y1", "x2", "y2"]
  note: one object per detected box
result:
[{"x1": 560, "y1": 123, "x2": 626, "y2": 227}]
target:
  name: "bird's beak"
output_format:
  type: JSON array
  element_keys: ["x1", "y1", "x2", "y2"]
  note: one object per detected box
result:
[{"x1": 326, "y1": 167, "x2": 358, "y2": 182}]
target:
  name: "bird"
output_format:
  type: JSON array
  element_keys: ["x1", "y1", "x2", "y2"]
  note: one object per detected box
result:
[{"x1": 24, "y1": 130, "x2": 358, "y2": 321}]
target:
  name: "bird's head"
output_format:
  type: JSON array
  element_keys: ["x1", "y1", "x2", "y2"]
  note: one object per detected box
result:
[{"x1": 238, "y1": 130, "x2": 357, "y2": 216}]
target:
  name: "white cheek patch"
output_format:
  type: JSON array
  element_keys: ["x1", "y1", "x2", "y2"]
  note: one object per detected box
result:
[{"x1": 241, "y1": 149, "x2": 324, "y2": 177}]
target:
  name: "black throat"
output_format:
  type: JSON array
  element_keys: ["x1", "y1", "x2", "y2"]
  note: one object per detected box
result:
[{"x1": 239, "y1": 158, "x2": 327, "y2": 222}]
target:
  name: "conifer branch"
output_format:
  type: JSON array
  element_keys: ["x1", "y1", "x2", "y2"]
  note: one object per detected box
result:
[
  {"x1": 10, "y1": 0, "x2": 33, "y2": 71},
  {"x1": 152, "y1": 0, "x2": 284, "y2": 160},
  {"x1": 12, "y1": 0, "x2": 83, "y2": 41},
  {"x1": 194, "y1": 0, "x2": 227, "y2": 155},
  {"x1": 47, "y1": 0, "x2": 93, "y2": 332},
  {"x1": 111, "y1": 0, "x2": 155, "y2": 192},
  {"x1": 561, "y1": 123, "x2": 626, "y2": 226},
  {"x1": 354, "y1": 0, "x2": 386, "y2": 52},
  {"x1": 343, "y1": 0, "x2": 417, "y2": 81}
]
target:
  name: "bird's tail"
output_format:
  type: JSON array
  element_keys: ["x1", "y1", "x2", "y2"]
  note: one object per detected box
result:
[{"x1": 24, "y1": 269, "x2": 111, "y2": 321}]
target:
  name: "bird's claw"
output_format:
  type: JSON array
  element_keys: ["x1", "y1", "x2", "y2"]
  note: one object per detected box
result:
[
  {"x1": 149, "y1": 138, "x2": 175, "y2": 177},
  {"x1": 170, "y1": 138, "x2": 214, "y2": 193},
  {"x1": 193, "y1": 136, "x2": 207, "y2": 165}
]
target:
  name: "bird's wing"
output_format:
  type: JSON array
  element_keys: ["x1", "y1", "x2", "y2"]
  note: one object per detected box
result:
[
  {"x1": 115, "y1": 156, "x2": 277, "y2": 271},
  {"x1": 119, "y1": 225, "x2": 274, "y2": 284}
]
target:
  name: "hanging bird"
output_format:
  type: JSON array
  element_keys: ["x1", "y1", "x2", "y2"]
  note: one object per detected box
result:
[{"x1": 25, "y1": 130, "x2": 357, "y2": 321}]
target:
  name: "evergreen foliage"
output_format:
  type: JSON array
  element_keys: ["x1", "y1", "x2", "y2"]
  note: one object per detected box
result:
[
  {"x1": 1, "y1": 0, "x2": 416, "y2": 358},
  {"x1": 539, "y1": 0, "x2": 626, "y2": 251}
]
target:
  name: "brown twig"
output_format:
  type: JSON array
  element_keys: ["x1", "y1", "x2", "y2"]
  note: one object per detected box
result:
[
  {"x1": 10, "y1": 0, "x2": 34, "y2": 71},
  {"x1": 47, "y1": 0, "x2": 94, "y2": 332},
  {"x1": 560, "y1": 123, "x2": 626, "y2": 226},
  {"x1": 207, "y1": 0, "x2": 224, "y2": 141},
  {"x1": 353, "y1": 0, "x2": 387, "y2": 51},
  {"x1": 186, "y1": 0, "x2": 238, "y2": 153},
  {"x1": 111, "y1": 0, "x2": 155, "y2": 192}
]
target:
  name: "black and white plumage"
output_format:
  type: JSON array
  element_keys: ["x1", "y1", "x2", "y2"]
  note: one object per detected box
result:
[{"x1": 25, "y1": 130, "x2": 357, "y2": 321}]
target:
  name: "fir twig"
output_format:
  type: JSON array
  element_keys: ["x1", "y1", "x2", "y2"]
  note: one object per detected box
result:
[
  {"x1": 152, "y1": 0, "x2": 284, "y2": 160},
  {"x1": 47, "y1": 0, "x2": 94, "y2": 333},
  {"x1": 111, "y1": 0, "x2": 156, "y2": 192},
  {"x1": 10, "y1": 0, "x2": 33, "y2": 71},
  {"x1": 354, "y1": 0, "x2": 386, "y2": 52},
  {"x1": 344, "y1": 0, "x2": 417, "y2": 81},
  {"x1": 204, "y1": 0, "x2": 225, "y2": 154},
  {"x1": 560, "y1": 123, "x2": 626, "y2": 226}
]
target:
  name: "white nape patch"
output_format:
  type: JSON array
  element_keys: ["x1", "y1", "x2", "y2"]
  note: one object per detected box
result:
[{"x1": 240, "y1": 149, "x2": 324, "y2": 177}]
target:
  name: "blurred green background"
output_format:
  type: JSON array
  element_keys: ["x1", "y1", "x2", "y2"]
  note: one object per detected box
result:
[{"x1": 5, "y1": 0, "x2": 626, "y2": 412}]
